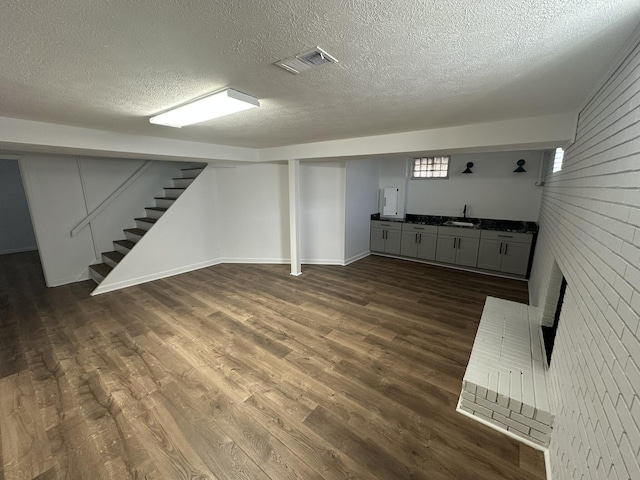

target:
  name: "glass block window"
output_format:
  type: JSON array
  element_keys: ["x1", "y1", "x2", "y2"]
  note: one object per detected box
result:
[
  {"x1": 411, "y1": 156, "x2": 450, "y2": 179},
  {"x1": 552, "y1": 148, "x2": 564, "y2": 173}
]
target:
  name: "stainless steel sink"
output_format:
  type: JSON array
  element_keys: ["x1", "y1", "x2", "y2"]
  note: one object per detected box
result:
[{"x1": 444, "y1": 221, "x2": 478, "y2": 228}]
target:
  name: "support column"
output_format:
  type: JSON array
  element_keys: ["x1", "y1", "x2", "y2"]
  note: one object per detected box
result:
[{"x1": 288, "y1": 159, "x2": 302, "y2": 276}]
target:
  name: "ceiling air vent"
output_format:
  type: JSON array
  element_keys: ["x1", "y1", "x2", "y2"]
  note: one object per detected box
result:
[{"x1": 275, "y1": 47, "x2": 338, "y2": 75}]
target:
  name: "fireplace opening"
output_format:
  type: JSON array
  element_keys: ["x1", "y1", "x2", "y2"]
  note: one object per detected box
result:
[{"x1": 542, "y1": 276, "x2": 567, "y2": 366}]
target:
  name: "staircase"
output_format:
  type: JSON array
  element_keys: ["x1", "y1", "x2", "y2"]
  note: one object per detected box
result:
[{"x1": 88, "y1": 164, "x2": 206, "y2": 285}]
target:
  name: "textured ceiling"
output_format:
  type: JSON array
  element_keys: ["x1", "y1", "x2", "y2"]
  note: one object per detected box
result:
[{"x1": 1, "y1": 0, "x2": 639, "y2": 149}]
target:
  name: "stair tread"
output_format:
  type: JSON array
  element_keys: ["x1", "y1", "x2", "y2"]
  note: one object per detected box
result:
[
  {"x1": 103, "y1": 251, "x2": 125, "y2": 262},
  {"x1": 124, "y1": 228, "x2": 147, "y2": 236},
  {"x1": 90, "y1": 263, "x2": 112, "y2": 276},
  {"x1": 146, "y1": 207, "x2": 168, "y2": 212},
  {"x1": 114, "y1": 240, "x2": 135, "y2": 249},
  {"x1": 134, "y1": 217, "x2": 158, "y2": 223}
]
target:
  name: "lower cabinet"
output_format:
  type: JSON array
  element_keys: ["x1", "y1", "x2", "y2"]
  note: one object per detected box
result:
[
  {"x1": 477, "y1": 231, "x2": 533, "y2": 276},
  {"x1": 400, "y1": 224, "x2": 437, "y2": 260},
  {"x1": 370, "y1": 220, "x2": 402, "y2": 254},
  {"x1": 370, "y1": 221, "x2": 534, "y2": 278},
  {"x1": 435, "y1": 227, "x2": 480, "y2": 267}
]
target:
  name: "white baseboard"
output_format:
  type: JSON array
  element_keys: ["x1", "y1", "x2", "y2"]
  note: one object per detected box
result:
[
  {"x1": 301, "y1": 258, "x2": 343, "y2": 265},
  {"x1": 48, "y1": 270, "x2": 90, "y2": 287},
  {"x1": 343, "y1": 251, "x2": 370, "y2": 266},
  {"x1": 220, "y1": 257, "x2": 343, "y2": 266},
  {"x1": 0, "y1": 246, "x2": 37, "y2": 255},
  {"x1": 91, "y1": 258, "x2": 223, "y2": 295},
  {"x1": 90, "y1": 257, "x2": 354, "y2": 295},
  {"x1": 220, "y1": 257, "x2": 290, "y2": 264}
]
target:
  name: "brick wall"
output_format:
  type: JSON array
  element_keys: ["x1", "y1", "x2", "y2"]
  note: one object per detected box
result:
[
  {"x1": 529, "y1": 32, "x2": 640, "y2": 479},
  {"x1": 461, "y1": 297, "x2": 553, "y2": 447}
]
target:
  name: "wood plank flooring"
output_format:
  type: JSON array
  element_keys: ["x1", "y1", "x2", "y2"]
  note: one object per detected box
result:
[{"x1": 0, "y1": 251, "x2": 546, "y2": 479}]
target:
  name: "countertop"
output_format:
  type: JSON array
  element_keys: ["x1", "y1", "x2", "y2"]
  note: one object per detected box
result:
[{"x1": 371, "y1": 213, "x2": 539, "y2": 234}]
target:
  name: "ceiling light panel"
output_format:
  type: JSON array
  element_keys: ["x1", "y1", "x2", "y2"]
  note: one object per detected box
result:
[{"x1": 150, "y1": 89, "x2": 260, "y2": 128}]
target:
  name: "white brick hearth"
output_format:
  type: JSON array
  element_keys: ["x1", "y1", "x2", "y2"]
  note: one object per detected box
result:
[{"x1": 459, "y1": 296, "x2": 554, "y2": 447}]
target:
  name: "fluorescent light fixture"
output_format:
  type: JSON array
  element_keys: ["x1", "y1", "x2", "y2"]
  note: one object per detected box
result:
[{"x1": 149, "y1": 88, "x2": 259, "y2": 128}]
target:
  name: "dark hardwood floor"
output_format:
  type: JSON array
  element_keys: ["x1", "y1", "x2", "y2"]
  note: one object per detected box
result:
[{"x1": 0, "y1": 251, "x2": 545, "y2": 479}]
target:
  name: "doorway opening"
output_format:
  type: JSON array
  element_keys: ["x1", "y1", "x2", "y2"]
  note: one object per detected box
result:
[{"x1": 0, "y1": 158, "x2": 45, "y2": 290}]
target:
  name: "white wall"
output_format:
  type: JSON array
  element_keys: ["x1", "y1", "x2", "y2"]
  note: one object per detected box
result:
[
  {"x1": 529, "y1": 35, "x2": 640, "y2": 480},
  {"x1": 20, "y1": 155, "x2": 181, "y2": 286},
  {"x1": 407, "y1": 151, "x2": 543, "y2": 220},
  {"x1": 378, "y1": 151, "x2": 544, "y2": 221},
  {"x1": 216, "y1": 161, "x2": 348, "y2": 265},
  {"x1": 216, "y1": 163, "x2": 290, "y2": 263},
  {"x1": 299, "y1": 162, "x2": 346, "y2": 265},
  {"x1": 345, "y1": 159, "x2": 379, "y2": 264},
  {"x1": 0, "y1": 160, "x2": 37, "y2": 254},
  {"x1": 93, "y1": 167, "x2": 221, "y2": 294}
]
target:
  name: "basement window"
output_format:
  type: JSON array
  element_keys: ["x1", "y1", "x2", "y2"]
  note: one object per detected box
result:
[
  {"x1": 552, "y1": 148, "x2": 564, "y2": 173},
  {"x1": 412, "y1": 156, "x2": 449, "y2": 179}
]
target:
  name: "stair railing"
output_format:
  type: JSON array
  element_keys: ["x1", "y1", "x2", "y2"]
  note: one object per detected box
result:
[{"x1": 70, "y1": 160, "x2": 153, "y2": 238}]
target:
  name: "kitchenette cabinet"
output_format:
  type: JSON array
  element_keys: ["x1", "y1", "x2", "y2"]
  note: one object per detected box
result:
[
  {"x1": 370, "y1": 216, "x2": 537, "y2": 278},
  {"x1": 370, "y1": 220, "x2": 402, "y2": 254},
  {"x1": 435, "y1": 226, "x2": 480, "y2": 267},
  {"x1": 400, "y1": 224, "x2": 437, "y2": 260},
  {"x1": 477, "y1": 231, "x2": 532, "y2": 276}
]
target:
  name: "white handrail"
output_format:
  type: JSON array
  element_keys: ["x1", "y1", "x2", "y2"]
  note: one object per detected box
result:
[{"x1": 70, "y1": 161, "x2": 153, "y2": 237}]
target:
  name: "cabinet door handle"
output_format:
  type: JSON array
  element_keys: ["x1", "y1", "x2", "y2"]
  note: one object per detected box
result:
[
  {"x1": 419, "y1": 233, "x2": 422, "y2": 244},
  {"x1": 498, "y1": 234, "x2": 513, "y2": 238},
  {"x1": 414, "y1": 227, "x2": 424, "y2": 230},
  {"x1": 453, "y1": 238, "x2": 456, "y2": 249},
  {"x1": 384, "y1": 230, "x2": 387, "y2": 240},
  {"x1": 414, "y1": 233, "x2": 418, "y2": 244},
  {"x1": 504, "y1": 243, "x2": 508, "y2": 255},
  {"x1": 499, "y1": 242, "x2": 503, "y2": 254}
]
